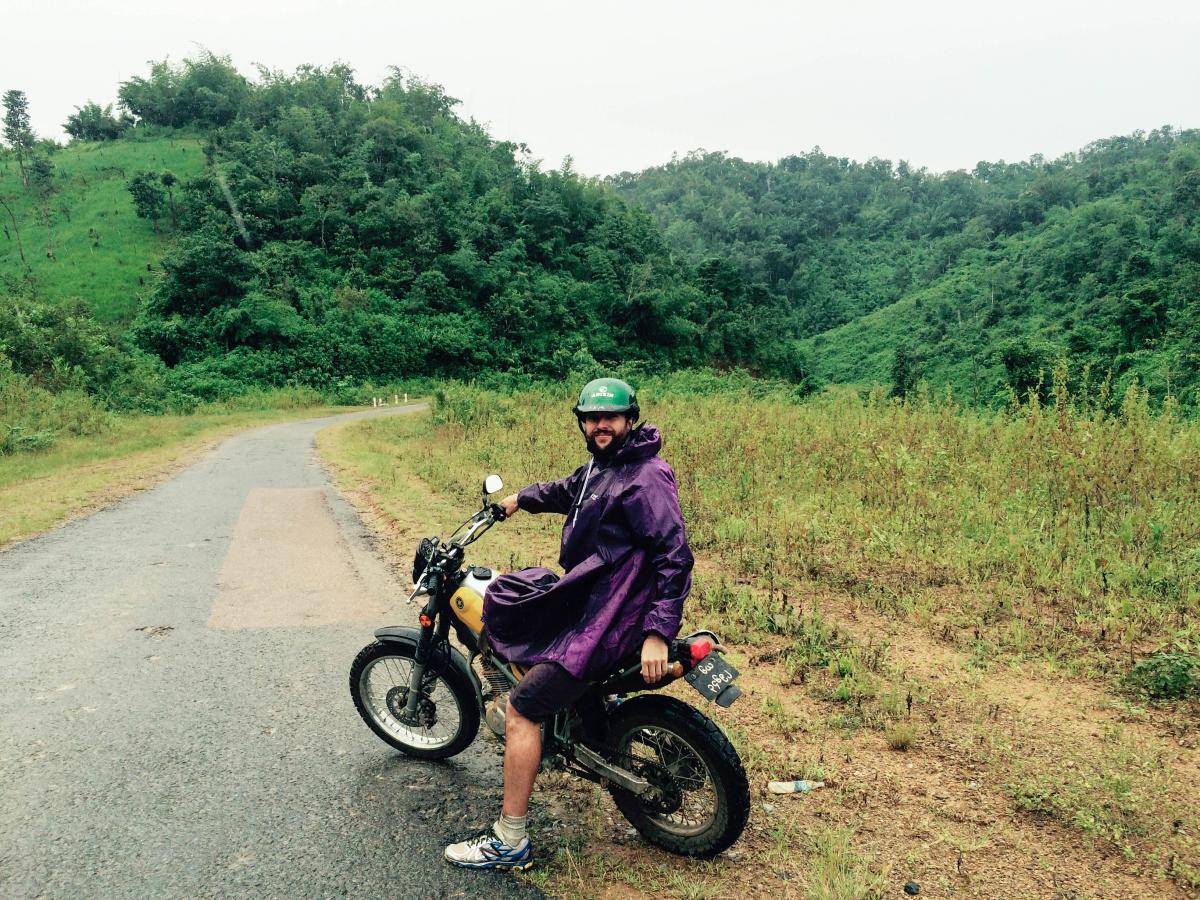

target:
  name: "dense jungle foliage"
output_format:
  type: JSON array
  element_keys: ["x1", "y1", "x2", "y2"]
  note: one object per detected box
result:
[
  {"x1": 109, "y1": 55, "x2": 813, "y2": 397},
  {"x1": 611, "y1": 134, "x2": 1200, "y2": 405},
  {"x1": 3, "y1": 53, "x2": 1199, "y2": 422}
]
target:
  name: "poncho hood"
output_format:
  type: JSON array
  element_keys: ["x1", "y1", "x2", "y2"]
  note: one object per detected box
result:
[{"x1": 611, "y1": 424, "x2": 662, "y2": 465}]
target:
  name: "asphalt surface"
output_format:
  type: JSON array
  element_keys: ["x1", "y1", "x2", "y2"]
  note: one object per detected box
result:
[{"x1": 0, "y1": 407, "x2": 543, "y2": 899}]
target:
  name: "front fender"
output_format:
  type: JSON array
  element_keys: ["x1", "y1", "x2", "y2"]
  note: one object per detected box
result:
[{"x1": 373, "y1": 626, "x2": 482, "y2": 707}]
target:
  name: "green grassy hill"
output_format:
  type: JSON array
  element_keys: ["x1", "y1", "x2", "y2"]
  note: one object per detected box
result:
[
  {"x1": 6, "y1": 58, "x2": 1199, "y2": 409},
  {"x1": 613, "y1": 132, "x2": 1200, "y2": 406},
  {"x1": 0, "y1": 136, "x2": 203, "y2": 323}
]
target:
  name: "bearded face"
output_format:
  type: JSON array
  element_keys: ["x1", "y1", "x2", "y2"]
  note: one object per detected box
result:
[{"x1": 581, "y1": 413, "x2": 633, "y2": 459}]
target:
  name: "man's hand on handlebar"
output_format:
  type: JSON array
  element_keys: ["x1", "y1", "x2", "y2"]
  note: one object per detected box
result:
[
  {"x1": 641, "y1": 633, "x2": 669, "y2": 683},
  {"x1": 498, "y1": 494, "x2": 520, "y2": 518}
]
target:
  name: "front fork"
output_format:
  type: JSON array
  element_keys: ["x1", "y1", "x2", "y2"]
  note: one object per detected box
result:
[{"x1": 402, "y1": 594, "x2": 443, "y2": 719}]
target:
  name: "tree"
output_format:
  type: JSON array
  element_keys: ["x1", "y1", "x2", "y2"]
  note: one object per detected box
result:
[
  {"x1": 999, "y1": 338, "x2": 1048, "y2": 400},
  {"x1": 0, "y1": 194, "x2": 28, "y2": 269},
  {"x1": 2, "y1": 89, "x2": 36, "y2": 187},
  {"x1": 118, "y1": 53, "x2": 250, "y2": 128},
  {"x1": 1171, "y1": 170, "x2": 1200, "y2": 220},
  {"x1": 117, "y1": 61, "x2": 182, "y2": 126},
  {"x1": 127, "y1": 171, "x2": 167, "y2": 233},
  {"x1": 890, "y1": 343, "x2": 920, "y2": 398},
  {"x1": 63, "y1": 101, "x2": 131, "y2": 141},
  {"x1": 28, "y1": 156, "x2": 58, "y2": 258},
  {"x1": 1117, "y1": 283, "x2": 1167, "y2": 351},
  {"x1": 160, "y1": 170, "x2": 178, "y2": 227}
]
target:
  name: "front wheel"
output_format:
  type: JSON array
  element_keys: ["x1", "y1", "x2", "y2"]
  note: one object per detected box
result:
[
  {"x1": 606, "y1": 695, "x2": 750, "y2": 858},
  {"x1": 350, "y1": 640, "x2": 480, "y2": 760}
]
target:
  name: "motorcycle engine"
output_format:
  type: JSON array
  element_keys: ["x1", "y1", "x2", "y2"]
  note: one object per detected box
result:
[
  {"x1": 478, "y1": 657, "x2": 516, "y2": 737},
  {"x1": 484, "y1": 693, "x2": 509, "y2": 737}
]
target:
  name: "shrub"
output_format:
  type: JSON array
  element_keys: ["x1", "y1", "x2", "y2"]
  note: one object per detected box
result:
[
  {"x1": 885, "y1": 722, "x2": 917, "y2": 751},
  {"x1": 1124, "y1": 652, "x2": 1200, "y2": 700},
  {"x1": 0, "y1": 354, "x2": 111, "y2": 454}
]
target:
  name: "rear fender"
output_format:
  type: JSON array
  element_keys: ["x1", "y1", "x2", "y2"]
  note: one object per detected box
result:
[{"x1": 373, "y1": 626, "x2": 482, "y2": 707}]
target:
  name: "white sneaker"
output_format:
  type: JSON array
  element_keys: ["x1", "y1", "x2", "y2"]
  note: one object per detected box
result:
[{"x1": 443, "y1": 829, "x2": 534, "y2": 871}]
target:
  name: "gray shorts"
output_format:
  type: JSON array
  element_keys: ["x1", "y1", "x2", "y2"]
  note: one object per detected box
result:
[{"x1": 507, "y1": 662, "x2": 589, "y2": 724}]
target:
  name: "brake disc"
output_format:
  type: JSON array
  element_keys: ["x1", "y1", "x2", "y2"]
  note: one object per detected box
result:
[
  {"x1": 386, "y1": 686, "x2": 438, "y2": 727},
  {"x1": 385, "y1": 685, "x2": 408, "y2": 718}
]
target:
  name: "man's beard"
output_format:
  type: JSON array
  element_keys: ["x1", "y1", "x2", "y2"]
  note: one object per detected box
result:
[{"x1": 585, "y1": 430, "x2": 624, "y2": 460}]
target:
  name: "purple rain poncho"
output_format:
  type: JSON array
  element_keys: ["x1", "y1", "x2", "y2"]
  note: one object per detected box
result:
[{"x1": 482, "y1": 424, "x2": 694, "y2": 681}]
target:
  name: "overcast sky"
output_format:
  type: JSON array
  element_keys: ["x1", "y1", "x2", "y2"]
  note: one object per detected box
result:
[{"x1": 4, "y1": 0, "x2": 1198, "y2": 177}]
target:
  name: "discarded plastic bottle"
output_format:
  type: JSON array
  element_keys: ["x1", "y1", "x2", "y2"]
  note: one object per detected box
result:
[{"x1": 768, "y1": 779, "x2": 825, "y2": 794}]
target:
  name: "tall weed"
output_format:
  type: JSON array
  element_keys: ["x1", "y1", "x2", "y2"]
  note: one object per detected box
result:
[{"x1": 417, "y1": 374, "x2": 1200, "y2": 649}]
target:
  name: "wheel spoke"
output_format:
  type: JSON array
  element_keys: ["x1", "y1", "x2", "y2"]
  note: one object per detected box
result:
[
  {"x1": 619, "y1": 722, "x2": 718, "y2": 837},
  {"x1": 359, "y1": 654, "x2": 462, "y2": 750}
]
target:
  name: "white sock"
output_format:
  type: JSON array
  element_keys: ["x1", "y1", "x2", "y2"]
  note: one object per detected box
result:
[{"x1": 495, "y1": 813, "x2": 527, "y2": 846}]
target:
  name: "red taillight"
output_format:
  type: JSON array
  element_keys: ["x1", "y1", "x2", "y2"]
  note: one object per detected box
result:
[
  {"x1": 419, "y1": 614, "x2": 433, "y2": 627},
  {"x1": 689, "y1": 639, "x2": 713, "y2": 665}
]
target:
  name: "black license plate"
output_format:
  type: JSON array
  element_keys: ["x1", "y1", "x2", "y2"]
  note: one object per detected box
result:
[{"x1": 684, "y1": 652, "x2": 740, "y2": 705}]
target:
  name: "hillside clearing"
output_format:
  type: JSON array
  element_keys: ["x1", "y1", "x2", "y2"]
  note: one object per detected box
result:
[
  {"x1": 317, "y1": 389, "x2": 1199, "y2": 898},
  {"x1": 1, "y1": 136, "x2": 202, "y2": 321}
]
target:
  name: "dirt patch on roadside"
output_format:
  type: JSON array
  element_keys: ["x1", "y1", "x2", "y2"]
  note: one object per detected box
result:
[{"x1": 722, "y1": 581, "x2": 1200, "y2": 897}]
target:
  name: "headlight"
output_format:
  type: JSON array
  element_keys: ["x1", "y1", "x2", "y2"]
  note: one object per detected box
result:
[{"x1": 412, "y1": 536, "x2": 436, "y2": 583}]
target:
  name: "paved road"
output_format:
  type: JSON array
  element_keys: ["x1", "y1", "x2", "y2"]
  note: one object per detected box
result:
[{"x1": 0, "y1": 408, "x2": 542, "y2": 899}]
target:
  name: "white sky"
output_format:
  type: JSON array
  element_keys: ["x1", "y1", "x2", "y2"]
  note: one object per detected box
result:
[{"x1": 4, "y1": 0, "x2": 1199, "y2": 177}]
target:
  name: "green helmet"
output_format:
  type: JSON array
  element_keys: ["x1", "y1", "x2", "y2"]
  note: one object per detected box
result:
[{"x1": 573, "y1": 377, "x2": 640, "y2": 421}]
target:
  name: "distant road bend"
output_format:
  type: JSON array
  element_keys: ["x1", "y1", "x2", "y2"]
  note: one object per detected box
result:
[{"x1": 0, "y1": 406, "x2": 541, "y2": 899}]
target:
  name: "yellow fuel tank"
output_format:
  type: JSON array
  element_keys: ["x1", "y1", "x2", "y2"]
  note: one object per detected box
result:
[{"x1": 450, "y1": 568, "x2": 499, "y2": 637}]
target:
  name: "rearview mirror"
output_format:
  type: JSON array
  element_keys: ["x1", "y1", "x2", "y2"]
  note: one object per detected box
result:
[{"x1": 483, "y1": 474, "x2": 504, "y2": 496}]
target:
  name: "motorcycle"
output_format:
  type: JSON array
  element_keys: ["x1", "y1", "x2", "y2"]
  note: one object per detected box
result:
[{"x1": 349, "y1": 475, "x2": 750, "y2": 858}]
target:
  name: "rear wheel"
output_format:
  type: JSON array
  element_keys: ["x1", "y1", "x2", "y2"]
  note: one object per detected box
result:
[
  {"x1": 349, "y1": 640, "x2": 480, "y2": 760},
  {"x1": 605, "y1": 695, "x2": 749, "y2": 858}
]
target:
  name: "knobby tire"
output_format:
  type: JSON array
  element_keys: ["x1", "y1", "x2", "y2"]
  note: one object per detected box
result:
[
  {"x1": 349, "y1": 640, "x2": 480, "y2": 760},
  {"x1": 605, "y1": 695, "x2": 750, "y2": 858}
]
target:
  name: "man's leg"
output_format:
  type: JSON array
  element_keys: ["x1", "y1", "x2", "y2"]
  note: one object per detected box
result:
[
  {"x1": 445, "y1": 662, "x2": 588, "y2": 870},
  {"x1": 442, "y1": 706, "x2": 536, "y2": 872},
  {"x1": 502, "y1": 702, "x2": 541, "y2": 817}
]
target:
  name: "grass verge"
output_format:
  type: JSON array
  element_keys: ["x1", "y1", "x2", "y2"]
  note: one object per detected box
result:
[
  {"x1": 0, "y1": 401, "x2": 343, "y2": 547},
  {"x1": 317, "y1": 396, "x2": 1200, "y2": 897}
]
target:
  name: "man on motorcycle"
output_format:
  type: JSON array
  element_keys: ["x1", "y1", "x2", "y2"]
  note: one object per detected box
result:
[{"x1": 445, "y1": 377, "x2": 695, "y2": 871}]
